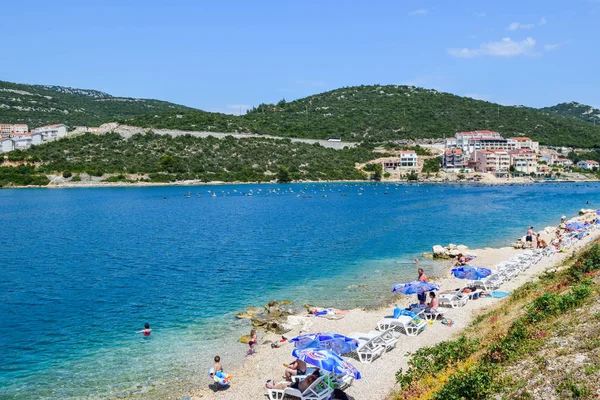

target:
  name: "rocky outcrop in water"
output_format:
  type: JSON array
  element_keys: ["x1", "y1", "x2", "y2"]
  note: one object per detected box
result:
[{"x1": 432, "y1": 243, "x2": 471, "y2": 259}]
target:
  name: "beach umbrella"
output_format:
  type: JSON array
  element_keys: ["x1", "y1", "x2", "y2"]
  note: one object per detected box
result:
[
  {"x1": 291, "y1": 348, "x2": 362, "y2": 380},
  {"x1": 391, "y1": 281, "x2": 440, "y2": 294},
  {"x1": 451, "y1": 266, "x2": 492, "y2": 280},
  {"x1": 289, "y1": 332, "x2": 359, "y2": 355}
]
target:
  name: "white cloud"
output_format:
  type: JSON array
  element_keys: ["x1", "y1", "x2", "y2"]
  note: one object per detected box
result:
[
  {"x1": 544, "y1": 43, "x2": 562, "y2": 51},
  {"x1": 507, "y1": 22, "x2": 535, "y2": 31},
  {"x1": 539, "y1": 16, "x2": 547, "y2": 26},
  {"x1": 408, "y1": 8, "x2": 428, "y2": 16},
  {"x1": 448, "y1": 37, "x2": 536, "y2": 58},
  {"x1": 464, "y1": 93, "x2": 491, "y2": 101},
  {"x1": 474, "y1": 12, "x2": 487, "y2": 17}
]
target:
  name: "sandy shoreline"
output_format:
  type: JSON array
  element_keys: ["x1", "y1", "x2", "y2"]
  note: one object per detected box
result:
[{"x1": 186, "y1": 213, "x2": 600, "y2": 400}]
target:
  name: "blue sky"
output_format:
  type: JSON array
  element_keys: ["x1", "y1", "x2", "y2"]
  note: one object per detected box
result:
[{"x1": 1, "y1": 0, "x2": 598, "y2": 113}]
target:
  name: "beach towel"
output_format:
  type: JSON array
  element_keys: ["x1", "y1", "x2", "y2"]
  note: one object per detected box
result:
[
  {"x1": 492, "y1": 291, "x2": 510, "y2": 298},
  {"x1": 394, "y1": 309, "x2": 417, "y2": 318}
]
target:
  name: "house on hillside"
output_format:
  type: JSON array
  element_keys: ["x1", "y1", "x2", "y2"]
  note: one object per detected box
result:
[
  {"x1": 576, "y1": 160, "x2": 599, "y2": 170},
  {"x1": 34, "y1": 124, "x2": 68, "y2": 141},
  {"x1": 12, "y1": 132, "x2": 43, "y2": 149},
  {"x1": 399, "y1": 150, "x2": 418, "y2": 167},
  {"x1": 554, "y1": 158, "x2": 573, "y2": 167},
  {"x1": 0, "y1": 123, "x2": 29, "y2": 137},
  {"x1": 442, "y1": 148, "x2": 464, "y2": 170},
  {"x1": 0, "y1": 138, "x2": 15, "y2": 153}
]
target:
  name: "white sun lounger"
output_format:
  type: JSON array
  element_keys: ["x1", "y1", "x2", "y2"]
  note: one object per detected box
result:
[
  {"x1": 377, "y1": 315, "x2": 426, "y2": 336},
  {"x1": 348, "y1": 328, "x2": 399, "y2": 352},
  {"x1": 342, "y1": 335, "x2": 385, "y2": 363},
  {"x1": 473, "y1": 273, "x2": 503, "y2": 291},
  {"x1": 291, "y1": 370, "x2": 353, "y2": 390},
  {"x1": 267, "y1": 374, "x2": 334, "y2": 400},
  {"x1": 438, "y1": 292, "x2": 469, "y2": 308}
]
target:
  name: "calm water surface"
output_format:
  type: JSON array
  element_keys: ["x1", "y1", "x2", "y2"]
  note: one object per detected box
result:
[{"x1": 1, "y1": 182, "x2": 599, "y2": 399}]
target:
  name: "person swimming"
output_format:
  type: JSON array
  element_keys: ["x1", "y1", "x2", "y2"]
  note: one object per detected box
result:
[{"x1": 139, "y1": 323, "x2": 151, "y2": 336}]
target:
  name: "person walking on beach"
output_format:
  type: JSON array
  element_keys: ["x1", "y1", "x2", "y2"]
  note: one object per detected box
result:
[
  {"x1": 417, "y1": 268, "x2": 428, "y2": 305},
  {"x1": 246, "y1": 329, "x2": 257, "y2": 356},
  {"x1": 525, "y1": 227, "x2": 535, "y2": 248},
  {"x1": 138, "y1": 323, "x2": 151, "y2": 336}
]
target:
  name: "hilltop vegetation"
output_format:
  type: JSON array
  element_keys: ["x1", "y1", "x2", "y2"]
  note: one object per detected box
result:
[
  {"x1": 0, "y1": 80, "x2": 193, "y2": 127},
  {"x1": 119, "y1": 85, "x2": 600, "y2": 148},
  {"x1": 542, "y1": 102, "x2": 600, "y2": 126},
  {"x1": 8, "y1": 133, "x2": 378, "y2": 183}
]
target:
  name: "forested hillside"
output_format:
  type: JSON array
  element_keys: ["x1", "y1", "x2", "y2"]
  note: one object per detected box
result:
[
  {"x1": 541, "y1": 102, "x2": 600, "y2": 126},
  {"x1": 119, "y1": 85, "x2": 600, "y2": 148},
  {"x1": 0, "y1": 80, "x2": 193, "y2": 127},
  {"x1": 6, "y1": 133, "x2": 378, "y2": 183}
]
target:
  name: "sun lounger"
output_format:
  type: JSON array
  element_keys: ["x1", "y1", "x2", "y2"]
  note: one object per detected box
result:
[
  {"x1": 473, "y1": 273, "x2": 503, "y2": 291},
  {"x1": 342, "y1": 335, "x2": 385, "y2": 363},
  {"x1": 438, "y1": 292, "x2": 469, "y2": 308},
  {"x1": 291, "y1": 370, "x2": 352, "y2": 391},
  {"x1": 377, "y1": 315, "x2": 426, "y2": 336},
  {"x1": 422, "y1": 308, "x2": 444, "y2": 321},
  {"x1": 267, "y1": 374, "x2": 334, "y2": 400},
  {"x1": 348, "y1": 328, "x2": 399, "y2": 352}
]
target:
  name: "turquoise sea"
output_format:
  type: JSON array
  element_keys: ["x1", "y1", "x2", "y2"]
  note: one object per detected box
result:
[{"x1": 1, "y1": 182, "x2": 599, "y2": 399}]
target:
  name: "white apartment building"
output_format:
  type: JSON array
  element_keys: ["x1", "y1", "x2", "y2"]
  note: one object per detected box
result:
[
  {"x1": 445, "y1": 131, "x2": 539, "y2": 164},
  {"x1": 399, "y1": 150, "x2": 418, "y2": 167},
  {"x1": 577, "y1": 160, "x2": 600, "y2": 170},
  {"x1": 12, "y1": 132, "x2": 43, "y2": 149},
  {"x1": 34, "y1": 124, "x2": 68, "y2": 141}
]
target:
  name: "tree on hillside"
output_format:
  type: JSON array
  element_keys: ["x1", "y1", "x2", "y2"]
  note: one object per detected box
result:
[{"x1": 277, "y1": 166, "x2": 292, "y2": 183}]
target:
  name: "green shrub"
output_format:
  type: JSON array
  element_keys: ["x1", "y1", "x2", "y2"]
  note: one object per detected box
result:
[
  {"x1": 433, "y1": 365, "x2": 494, "y2": 400},
  {"x1": 62, "y1": 170, "x2": 72, "y2": 178},
  {"x1": 71, "y1": 175, "x2": 81, "y2": 182}
]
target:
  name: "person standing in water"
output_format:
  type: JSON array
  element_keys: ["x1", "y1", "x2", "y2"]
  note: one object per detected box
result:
[
  {"x1": 417, "y1": 268, "x2": 428, "y2": 305},
  {"x1": 139, "y1": 323, "x2": 152, "y2": 336}
]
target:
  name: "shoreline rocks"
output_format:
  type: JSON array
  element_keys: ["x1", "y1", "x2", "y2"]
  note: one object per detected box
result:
[{"x1": 432, "y1": 243, "x2": 472, "y2": 259}]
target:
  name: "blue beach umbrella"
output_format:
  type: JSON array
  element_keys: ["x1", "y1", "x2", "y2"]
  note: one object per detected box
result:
[
  {"x1": 451, "y1": 266, "x2": 492, "y2": 280},
  {"x1": 392, "y1": 281, "x2": 440, "y2": 294},
  {"x1": 291, "y1": 348, "x2": 362, "y2": 380},
  {"x1": 289, "y1": 332, "x2": 359, "y2": 355}
]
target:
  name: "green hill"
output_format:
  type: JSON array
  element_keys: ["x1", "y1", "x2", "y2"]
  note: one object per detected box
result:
[
  {"x1": 0, "y1": 80, "x2": 194, "y2": 127},
  {"x1": 541, "y1": 101, "x2": 600, "y2": 127},
  {"x1": 3, "y1": 132, "x2": 378, "y2": 185},
  {"x1": 119, "y1": 85, "x2": 600, "y2": 148}
]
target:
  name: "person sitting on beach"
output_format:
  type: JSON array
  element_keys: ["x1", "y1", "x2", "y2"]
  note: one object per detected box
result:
[
  {"x1": 417, "y1": 268, "x2": 429, "y2": 305},
  {"x1": 559, "y1": 216, "x2": 567, "y2": 230},
  {"x1": 537, "y1": 233, "x2": 548, "y2": 249},
  {"x1": 284, "y1": 358, "x2": 307, "y2": 381},
  {"x1": 246, "y1": 329, "x2": 257, "y2": 356},
  {"x1": 452, "y1": 253, "x2": 467, "y2": 267},
  {"x1": 425, "y1": 292, "x2": 443, "y2": 318},
  {"x1": 138, "y1": 323, "x2": 151, "y2": 336},
  {"x1": 551, "y1": 231, "x2": 562, "y2": 247},
  {"x1": 267, "y1": 370, "x2": 320, "y2": 392}
]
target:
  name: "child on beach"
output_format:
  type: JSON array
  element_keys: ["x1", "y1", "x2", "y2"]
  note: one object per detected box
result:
[
  {"x1": 138, "y1": 323, "x2": 151, "y2": 336},
  {"x1": 247, "y1": 329, "x2": 257, "y2": 356},
  {"x1": 212, "y1": 356, "x2": 223, "y2": 375}
]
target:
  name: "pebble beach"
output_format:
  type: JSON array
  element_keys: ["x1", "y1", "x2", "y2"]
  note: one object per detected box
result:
[{"x1": 188, "y1": 212, "x2": 600, "y2": 400}]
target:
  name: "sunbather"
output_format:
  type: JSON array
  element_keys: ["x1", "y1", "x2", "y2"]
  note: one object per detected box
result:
[
  {"x1": 284, "y1": 358, "x2": 307, "y2": 381},
  {"x1": 425, "y1": 292, "x2": 444, "y2": 319},
  {"x1": 266, "y1": 370, "x2": 319, "y2": 391}
]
